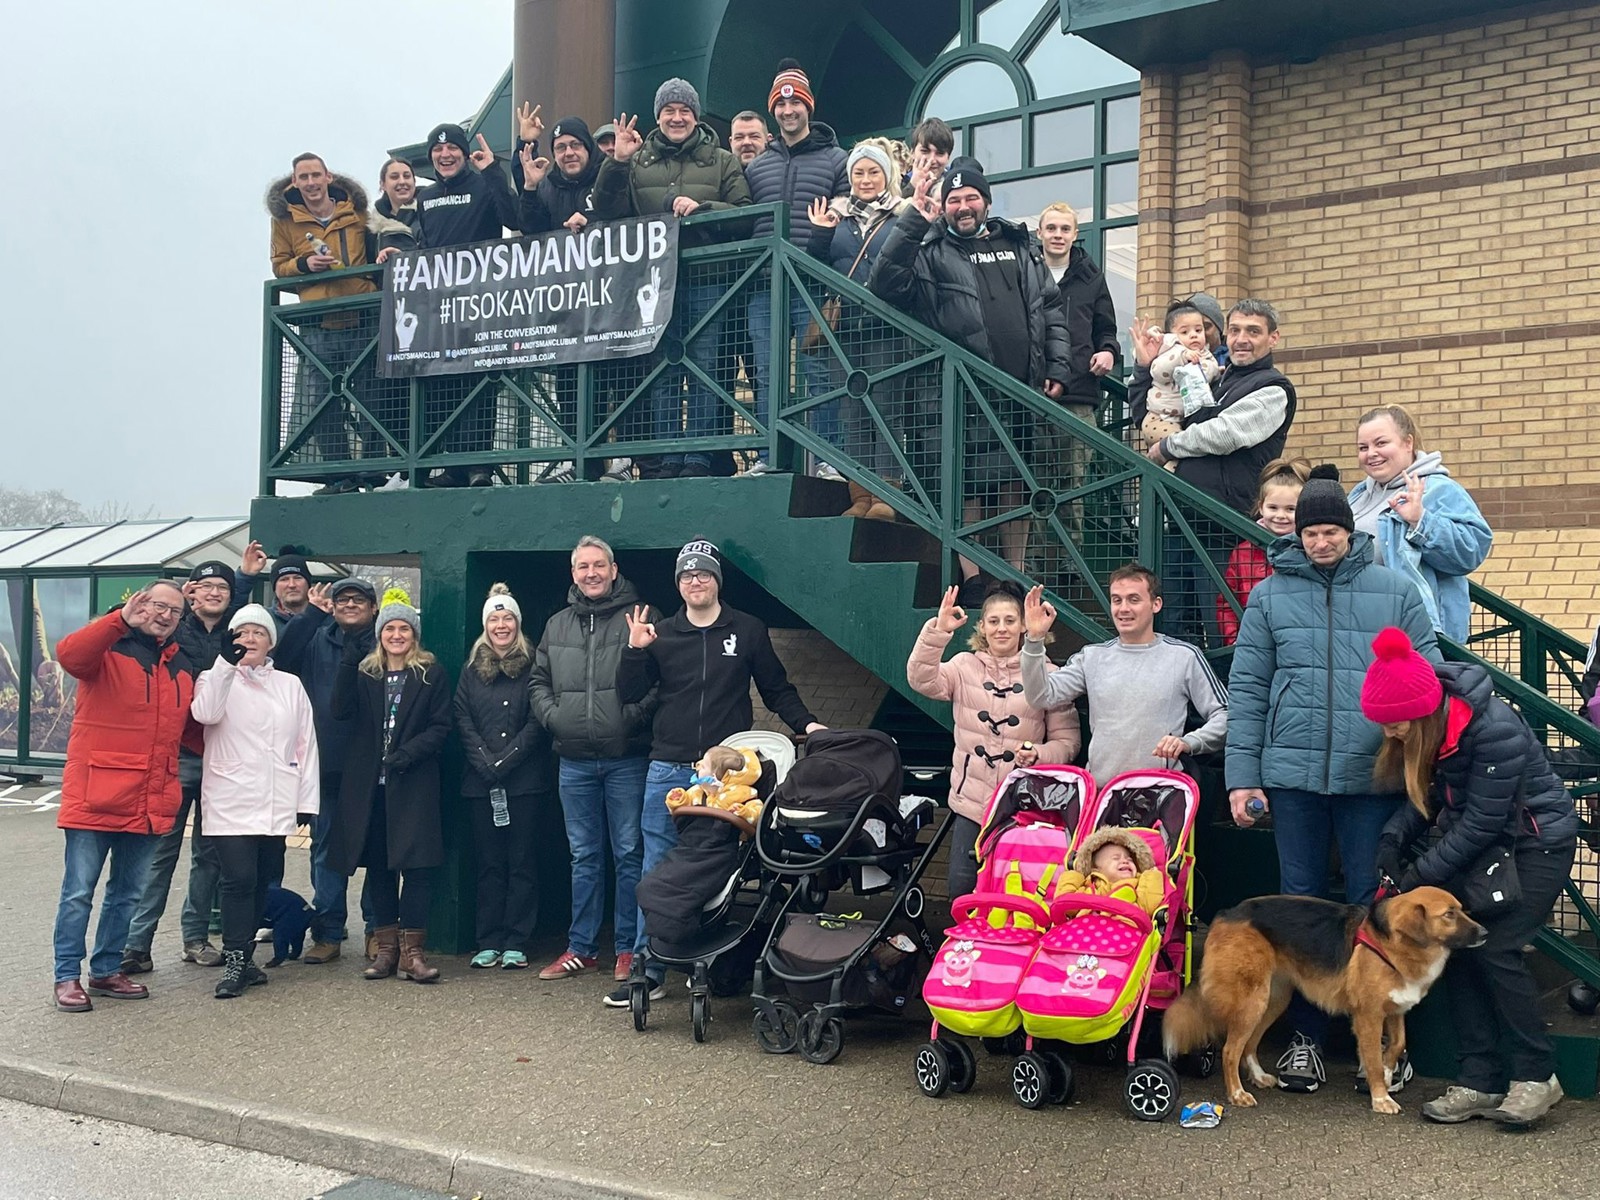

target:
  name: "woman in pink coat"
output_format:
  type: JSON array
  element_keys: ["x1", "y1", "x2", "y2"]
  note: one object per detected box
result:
[
  {"x1": 190, "y1": 604, "x2": 320, "y2": 1000},
  {"x1": 906, "y1": 580, "x2": 1079, "y2": 917}
]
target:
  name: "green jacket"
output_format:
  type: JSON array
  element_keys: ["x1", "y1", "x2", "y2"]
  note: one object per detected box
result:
[
  {"x1": 1225, "y1": 533, "x2": 1441, "y2": 796},
  {"x1": 592, "y1": 124, "x2": 751, "y2": 244}
]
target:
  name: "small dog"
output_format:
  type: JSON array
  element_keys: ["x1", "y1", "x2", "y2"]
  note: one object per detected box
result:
[
  {"x1": 262, "y1": 883, "x2": 314, "y2": 967},
  {"x1": 1164, "y1": 888, "x2": 1485, "y2": 1114}
]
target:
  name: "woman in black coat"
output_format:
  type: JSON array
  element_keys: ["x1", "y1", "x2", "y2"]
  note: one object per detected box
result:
[
  {"x1": 1364, "y1": 628, "x2": 1578, "y2": 1129},
  {"x1": 329, "y1": 590, "x2": 452, "y2": 983},
  {"x1": 454, "y1": 583, "x2": 550, "y2": 971}
]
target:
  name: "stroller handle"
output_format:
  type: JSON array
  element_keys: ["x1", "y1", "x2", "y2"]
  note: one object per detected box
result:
[
  {"x1": 673, "y1": 805, "x2": 758, "y2": 839},
  {"x1": 1046, "y1": 892, "x2": 1155, "y2": 933},
  {"x1": 949, "y1": 890, "x2": 1051, "y2": 927}
]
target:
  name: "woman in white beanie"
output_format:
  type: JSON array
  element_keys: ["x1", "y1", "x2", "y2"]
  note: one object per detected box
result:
[
  {"x1": 190, "y1": 604, "x2": 320, "y2": 999},
  {"x1": 453, "y1": 583, "x2": 551, "y2": 970},
  {"x1": 806, "y1": 136, "x2": 911, "y2": 520}
]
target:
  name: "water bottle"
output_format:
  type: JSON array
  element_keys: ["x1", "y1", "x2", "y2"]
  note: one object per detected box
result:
[
  {"x1": 1245, "y1": 796, "x2": 1269, "y2": 826},
  {"x1": 490, "y1": 786, "x2": 510, "y2": 828}
]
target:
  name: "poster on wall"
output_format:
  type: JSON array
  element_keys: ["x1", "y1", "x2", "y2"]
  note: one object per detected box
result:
[{"x1": 378, "y1": 218, "x2": 679, "y2": 377}]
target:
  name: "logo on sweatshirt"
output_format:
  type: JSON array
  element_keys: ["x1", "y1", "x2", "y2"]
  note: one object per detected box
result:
[{"x1": 722, "y1": 634, "x2": 738, "y2": 657}]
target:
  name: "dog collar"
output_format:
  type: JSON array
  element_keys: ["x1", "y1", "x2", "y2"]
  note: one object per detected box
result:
[{"x1": 1353, "y1": 925, "x2": 1398, "y2": 972}]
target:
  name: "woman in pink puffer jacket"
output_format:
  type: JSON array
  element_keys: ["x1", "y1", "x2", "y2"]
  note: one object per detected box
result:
[{"x1": 907, "y1": 580, "x2": 1080, "y2": 913}]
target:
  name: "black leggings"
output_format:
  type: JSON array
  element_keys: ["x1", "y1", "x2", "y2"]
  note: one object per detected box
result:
[
  {"x1": 207, "y1": 834, "x2": 287, "y2": 954},
  {"x1": 363, "y1": 866, "x2": 433, "y2": 929}
]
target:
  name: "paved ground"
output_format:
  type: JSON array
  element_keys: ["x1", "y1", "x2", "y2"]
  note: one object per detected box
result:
[{"x1": 2, "y1": 790, "x2": 1594, "y2": 1199}]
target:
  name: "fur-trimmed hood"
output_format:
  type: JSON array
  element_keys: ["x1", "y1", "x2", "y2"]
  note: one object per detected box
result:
[
  {"x1": 1072, "y1": 827, "x2": 1156, "y2": 875},
  {"x1": 265, "y1": 172, "x2": 369, "y2": 221},
  {"x1": 470, "y1": 640, "x2": 530, "y2": 682}
]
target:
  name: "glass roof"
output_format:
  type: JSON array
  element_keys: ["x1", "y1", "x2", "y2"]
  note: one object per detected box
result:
[{"x1": 0, "y1": 518, "x2": 247, "y2": 570}]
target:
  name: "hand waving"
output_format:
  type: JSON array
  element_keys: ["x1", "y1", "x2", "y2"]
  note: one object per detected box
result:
[
  {"x1": 624, "y1": 604, "x2": 657, "y2": 649},
  {"x1": 121, "y1": 589, "x2": 153, "y2": 630},
  {"x1": 1129, "y1": 320, "x2": 1164, "y2": 367},
  {"x1": 240, "y1": 539, "x2": 267, "y2": 577},
  {"x1": 806, "y1": 197, "x2": 841, "y2": 228},
  {"x1": 933, "y1": 585, "x2": 969, "y2": 634},
  {"x1": 1023, "y1": 585, "x2": 1056, "y2": 641},
  {"x1": 308, "y1": 583, "x2": 335, "y2": 614}
]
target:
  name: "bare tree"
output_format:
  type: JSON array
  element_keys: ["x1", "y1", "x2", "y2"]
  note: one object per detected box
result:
[
  {"x1": 85, "y1": 499, "x2": 159, "y2": 522},
  {"x1": 0, "y1": 488, "x2": 86, "y2": 527}
]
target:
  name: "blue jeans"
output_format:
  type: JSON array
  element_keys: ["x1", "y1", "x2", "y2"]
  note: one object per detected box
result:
[
  {"x1": 124, "y1": 784, "x2": 221, "y2": 951},
  {"x1": 649, "y1": 283, "x2": 727, "y2": 472},
  {"x1": 747, "y1": 285, "x2": 835, "y2": 461},
  {"x1": 1271, "y1": 788, "x2": 1403, "y2": 1044},
  {"x1": 55, "y1": 829, "x2": 160, "y2": 982},
  {"x1": 310, "y1": 774, "x2": 350, "y2": 943},
  {"x1": 634, "y1": 760, "x2": 694, "y2": 976},
  {"x1": 558, "y1": 756, "x2": 648, "y2": 958}
]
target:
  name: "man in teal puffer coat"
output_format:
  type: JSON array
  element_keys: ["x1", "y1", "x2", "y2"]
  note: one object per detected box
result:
[{"x1": 1224, "y1": 465, "x2": 1441, "y2": 1093}]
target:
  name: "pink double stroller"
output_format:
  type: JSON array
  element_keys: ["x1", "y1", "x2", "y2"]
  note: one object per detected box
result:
[{"x1": 914, "y1": 765, "x2": 1094, "y2": 1098}]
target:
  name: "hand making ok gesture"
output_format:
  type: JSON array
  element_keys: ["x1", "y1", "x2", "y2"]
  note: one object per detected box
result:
[
  {"x1": 933, "y1": 585, "x2": 969, "y2": 634},
  {"x1": 624, "y1": 604, "x2": 657, "y2": 649},
  {"x1": 1023, "y1": 585, "x2": 1056, "y2": 641}
]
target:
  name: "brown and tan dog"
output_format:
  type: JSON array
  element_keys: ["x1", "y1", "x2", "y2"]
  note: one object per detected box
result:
[{"x1": 1164, "y1": 888, "x2": 1485, "y2": 1114}]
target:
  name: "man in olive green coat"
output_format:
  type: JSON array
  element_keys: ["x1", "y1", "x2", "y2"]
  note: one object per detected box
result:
[{"x1": 593, "y1": 79, "x2": 752, "y2": 478}]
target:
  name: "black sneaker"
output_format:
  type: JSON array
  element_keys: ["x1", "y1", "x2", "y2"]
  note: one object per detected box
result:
[
  {"x1": 1355, "y1": 1050, "x2": 1413, "y2": 1094},
  {"x1": 120, "y1": 949, "x2": 153, "y2": 975},
  {"x1": 1276, "y1": 1033, "x2": 1326, "y2": 1093},
  {"x1": 602, "y1": 980, "x2": 666, "y2": 1008}
]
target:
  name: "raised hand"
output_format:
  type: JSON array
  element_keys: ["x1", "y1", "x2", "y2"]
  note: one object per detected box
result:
[
  {"x1": 518, "y1": 143, "x2": 550, "y2": 190},
  {"x1": 806, "y1": 196, "x2": 840, "y2": 228},
  {"x1": 121, "y1": 589, "x2": 152, "y2": 630},
  {"x1": 624, "y1": 604, "x2": 657, "y2": 649},
  {"x1": 933, "y1": 585, "x2": 968, "y2": 634},
  {"x1": 469, "y1": 133, "x2": 496, "y2": 171},
  {"x1": 612, "y1": 114, "x2": 644, "y2": 163},
  {"x1": 1129, "y1": 320, "x2": 1164, "y2": 367},
  {"x1": 308, "y1": 583, "x2": 335, "y2": 614},
  {"x1": 220, "y1": 629, "x2": 248, "y2": 666},
  {"x1": 1390, "y1": 470, "x2": 1425, "y2": 527},
  {"x1": 240, "y1": 539, "x2": 267, "y2": 577},
  {"x1": 1023, "y1": 585, "x2": 1056, "y2": 641},
  {"x1": 516, "y1": 100, "x2": 545, "y2": 146},
  {"x1": 909, "y1": 167, "x2": 939, "y2": 221}
]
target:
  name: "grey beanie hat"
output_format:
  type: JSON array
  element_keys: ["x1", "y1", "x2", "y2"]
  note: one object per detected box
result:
[
  {"x1": 675, "y1": 539, "x2": 722, "y2": 584},
  {"x1": 1185, "y1": 292, "x2": 1227, "y2": 333},
  {"x1": 375, "y1": 588, "x2": 421, "y2": 639},
  {"x1": 654, "y1": 78, "x2": 702, "y2": 119}
]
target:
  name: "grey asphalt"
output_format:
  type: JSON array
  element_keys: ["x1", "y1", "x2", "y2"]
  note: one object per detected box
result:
[{"x1": 1, "y1": 791, "x2": 1594, "y2": 1199}]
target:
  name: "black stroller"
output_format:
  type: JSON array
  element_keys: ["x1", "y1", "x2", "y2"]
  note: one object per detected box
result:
[
  {"x1": 630, "y1": 736, "x2": 791, "y2": 1041},
  {"x1": 751, "y1": 729, "x2": 953, "y2": 1063}
]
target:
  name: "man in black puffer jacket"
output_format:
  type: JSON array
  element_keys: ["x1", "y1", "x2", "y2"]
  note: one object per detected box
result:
[
  {"x1": 516, "y1": 115, "x2": 602, "y2": 235},
  {"x1": 529, "y1": 536, "x2": 658, "y2": 984},
  {"x1": 743, "y1": 61, "x2": 849, "y2": 473}
]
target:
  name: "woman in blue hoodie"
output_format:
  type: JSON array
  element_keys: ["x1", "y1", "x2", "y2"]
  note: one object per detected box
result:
[{"x1": 1347, "y1": 405, "x2": 1492, "y2": 642}]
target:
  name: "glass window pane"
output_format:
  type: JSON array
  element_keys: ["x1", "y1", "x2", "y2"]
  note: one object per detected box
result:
[
  {"x1": 0, "y1": 579, "x2": 21, "y2": 752},
  {"x1": 1103, "y1": 225, "x2": 1138, "y2": 366},
  {"x1": 1031, "y1": 106, "x2": 1093, "y2": 166},
  {"x1": 991, "y1": 170, "x2": 1093, "y2": 224},
  {"x1": 977, "y1": 0, "x2": 1042, "y2": 51},
  {"x1": 1023, "y1": 27, "x2": 1138, "y2": 99},
  {"x1": 1104, "y1": 161, "x2": 1138, "y2": 220},
  {"x1": 973, "y1": 118, "x2": 1022, "y2": 175},
  {"x1": 1105, "y1": 95, "x2": 1140, "y2": 154},
  {"x1": 921, "y1": 60, "x2": 1020, "y2": 123},
  {"x1": 31, "y1": 577, "x2": 91, "y2": 756}
]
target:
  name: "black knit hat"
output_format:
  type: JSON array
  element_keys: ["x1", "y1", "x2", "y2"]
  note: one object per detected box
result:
[
  {"x1": 427, "y1": 123, "x2": 471, "y2": 155},
  {"x1": 943, "y1": 164, "x2": 991, "y2": 205},
  {"x1": 271, "y1": 553, "x2": 309, "y2": 583},
  {"x1": 1295, "y1": 464, "x2": 1354, "y2": 534},
  {"x1": 188, "y1": 560, "x2": 236, "y2": 588}
]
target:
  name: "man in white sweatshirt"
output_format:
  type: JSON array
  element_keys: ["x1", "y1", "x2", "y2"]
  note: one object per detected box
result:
[{"x1": 1019, "y1": 565, "x2": 1228, "y2": 781}]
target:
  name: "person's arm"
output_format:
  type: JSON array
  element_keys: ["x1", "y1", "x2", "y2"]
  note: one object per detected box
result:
[
  {"x1": 1404, "y1": 734, "x2": 1525, "y2": 889},
  {"x1": 1035, "y1": 691, "x2": 1082, "y2": 766},
  {"x1": 1160, "y1": 385, "x2": 1290, "y2": 460},
  {"x1": 1135, "y1": 868, "x2": 1166, "y2": 915},
  {"x1": 696, "y1": 153, "x2": 754, "y2": 214},
  {"x1": 293, "y1": 680, "x2": 321, "y2": 816},
  {"x1": 1407, "y1": 480, "x2": 1493, "y2": 577},
  {"x1": 1583, "y1": 623, "x2": 1600, "y2": 704},
  {"x1": 617, "y1": 643, "x2": 658, "y2": 706},
  {"x1": 270, "y1": 219, "x2": 307, "y2": 278},
  {"x1": 55, "y1": 610, "x2": 130, "y2": 681},
  {"x1": 479, "y1": 160, "x2": 523, "y2": 235},
  {"x1": 1180, "y1": 645, "x2": 1230, "y2": 756},
  {"x1": 529, "y1": 628, "x2": 557, "y2": 728},
  {"x1": 1149, "y1": 341, "x2": 1187, "y2": 389},
  {"x1": 1020, "y1": 641, "x2": 1085, "y2": 712},
  {"x1": 330, "y1": 642, "x2": 363, "y2": 720},
  {"x1": 1377, "y1": 801, "x2": 1430, "y2": 882},
  {"x1": 489, "y1": 675, "x2": 548, "y2": 777},
  {"x1": 904, "y1": 619, "x2": 961, "y2": 702},
  {"x1": 1040, "y1": 269, "x2": 1072, "y2": 388},
  {"x1": 1222, "y1": 598, "x2": 1276, "y2": 790},
  {"x1": 453, "y1": 673, "x2": 496, "y2": 782},
  {"x1": 748, "y1": 624, "x2": 817, "y2": 734},
  {"x1": 1217, "y1": 541, "x2": 1259, "y2": 647},
  {"x1": 590, "y1": 155, "x2": 635, "y2": 220},
  {"x1": 273, "y1": 606, "x2": 331, "y2": 677},
  {"x1": 189, "y1": 661, "x2": 238, "y2": 725},
  {"x1": 1090, "y1": 274, "x2": 1121, "y2": 365},
  {"x1": 518, "y1": 183, "x2": 554, "y2": 236},
  {"x1": 1401, "y1": 587, "x2": 1444, "y2": 662},
  {"x1": 866, "y1": 206, "x2": 931, "y2": 312},
  {"x1": 1127, "y1": 364, "x2": 1153, "y2": 429},
  {"x1": 806, "y1": 217, "x2": 839, "y2": 262}
]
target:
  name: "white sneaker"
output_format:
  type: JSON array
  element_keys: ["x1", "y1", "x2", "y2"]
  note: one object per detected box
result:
[
  {"x1": 254, "y1": 927, "x2": 273, "y2": 944},
  {"x1": 745, "y1": 461, "x2": 776, "y2": 477},
  {"x1": 601, "y1": 457, "x2": 633, "y2": 482},
  {"x1": 815, "y1": 462, "x2": 842, "y2": 481},
  {"x1": 379, "y1": 472, "x2": 408, "y2": 491},
  {"x1": 540, "y1": 462, "x2": 575, "y2": 484}
]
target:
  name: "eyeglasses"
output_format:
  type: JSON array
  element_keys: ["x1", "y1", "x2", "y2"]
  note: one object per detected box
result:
[
  {"x1": 146, "y1": 602, "x2": 184, "y2": 618},
  {"x1": 333, "y1": 595, "x2": 371, "y2": 607},
  {"x1": 679, "y1": 571, "x2": 716, "y2": 584},
  {"x1": 190, "y1": 582, "x2": 230, "y2": 594}
]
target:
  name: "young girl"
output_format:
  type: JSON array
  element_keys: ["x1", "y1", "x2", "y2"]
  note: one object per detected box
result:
[{"x1": 1217, "y1": 457, "x2": 1311, "y2": 646}]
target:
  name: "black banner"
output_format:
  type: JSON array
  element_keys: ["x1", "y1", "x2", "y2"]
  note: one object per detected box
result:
[{"x1": 378, "y1": 217, "x2": 678, "y2": 377}]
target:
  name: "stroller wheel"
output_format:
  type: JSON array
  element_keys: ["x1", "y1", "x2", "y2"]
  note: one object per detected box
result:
[
  {"x1": 946, "y1": 1039, "x2": 977, "y2": 1094},
  {"x1": 752, "y1": 1001, "x2": 800, "y2": 1054},
  {"x1": 1041, "y1": 1050, "x2": 1075, "y2": 1105},
  {"x1": 630, "y1": 979, "x2": 649, "y2": 1033},
  {"x1": 1124, "y1": 1058, "x2": 1180, "y2": 1122},
  {"x1": 1012, "y1": 1052, "x2": 1050, "y2": 1110},
  {"x1": 913, "y1": 1042, "x2": 950, "y2": 1098},
  {"x1": 691, "y1": 993, "x2": 710, "y2": 1043},
  {"x1": 797, "y1": 1010, "x2": 844, "y2": 1065},
  {"x1": 1178, "y1": 1044, "x2": 1219, "y2": 1080}
]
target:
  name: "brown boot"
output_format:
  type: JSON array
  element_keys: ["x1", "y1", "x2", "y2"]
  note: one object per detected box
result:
[
  {"x1": 363, "y1": 925, "x2": 399, "y2": 980},
  {"x1": 865, "y1": 496, "x2": 896, "y2": 522},
  {"x1": 365, "y1": 932, "x2": 377, "y2": 963},
  {"x1": 842, "y1": 482, "x2": 874, "y2": 518},
  {"x1": 398, "y1": 929, "x2": 440, "y2": 983}
]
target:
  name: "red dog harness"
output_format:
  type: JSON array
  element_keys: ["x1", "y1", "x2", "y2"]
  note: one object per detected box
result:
[{"x1": 1353, "y1": 925, "x2": 1398, "y2": 972}]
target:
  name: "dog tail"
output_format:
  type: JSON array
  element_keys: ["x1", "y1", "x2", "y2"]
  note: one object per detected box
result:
[{"x1": 1162, "y1": 985, "x2": 1215, "y2": 1059}]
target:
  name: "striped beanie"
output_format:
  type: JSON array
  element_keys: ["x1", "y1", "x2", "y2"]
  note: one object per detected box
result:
[{"x1": 769, "y1": 60, "x2": 814, "y2": 113}]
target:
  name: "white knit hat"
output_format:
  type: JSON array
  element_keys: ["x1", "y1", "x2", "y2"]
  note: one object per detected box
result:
[
  {"x1": 482, "y1": 581, "x2": 522, "y2": 625},
  {"x1": 228, "y1": 603, "x2": 278, "y2": 648}
]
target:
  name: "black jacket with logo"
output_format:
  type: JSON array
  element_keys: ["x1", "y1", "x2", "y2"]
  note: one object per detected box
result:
[
  {"x1": 415, "y1": 162, "x2": 521, "y2": 248},
  {"x1": 616, "y1": 603, "x2": 815, "y2": 763}
]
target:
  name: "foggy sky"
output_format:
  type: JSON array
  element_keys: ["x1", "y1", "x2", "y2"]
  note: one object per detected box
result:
[{"x1": 2, "y1": 1, "x2": 513, "y2": 520}]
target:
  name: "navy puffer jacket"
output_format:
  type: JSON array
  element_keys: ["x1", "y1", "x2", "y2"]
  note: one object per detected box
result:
[
  {"x1": 1225, "y1": 534, "x2": 1441, "y2": 795},
  {"x1": 745, "y1": 124, "x2": 849, "y2": 241},
  {"x1": 1381, "y1": 662, "x2": 1578, "y2": 888}
]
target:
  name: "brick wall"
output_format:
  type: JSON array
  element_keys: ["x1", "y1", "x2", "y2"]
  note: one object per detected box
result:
[
  {"x1": 746, "y1": 628, "x2": 890, "y2": 733},
  {"x1": 1138, "y1": 1, "x2": 1600, "y2": 636}
]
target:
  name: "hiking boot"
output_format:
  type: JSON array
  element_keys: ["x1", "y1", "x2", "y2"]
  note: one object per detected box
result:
[
  {"x1": 613, "y1": 952, "x2": 635, "y2": 982},
  {"x1": 182, "y1": 940, "x2": 224, "y2": 967},
  {"x1": 538, "y1": 950, "x2": 597, "y2": 981},
  {"x1": 301, "y1": 941, "x2": 341, "y2": 965},
  {"x1": 470, "y1": 949, "x2": 502, "y2": 969},
  {"x1": 244, "y1": 960, "x2": 269, "y2": 988},
  {"x1": 1488, "y1": 1075, "x2": 1563, "y2": 1127},
  {"x1": 1275, "y1": 1033, "x2": 1326, "y2": 1093},
  {"x1": 1422, "y1": 1085, "x2": 1506, "y2": 1124},
  {"x1": 603, "y1": 980, "x2": 666, "y2": 1008},
  {"x1": 214, "y1": 950, "x2": 248, "y2": 1000},
  {"x1": 1355, "y1": 1050, "x2": 1414, "y2": 1094},
  {"x1": 120, "y1": 949, "x2": 153, "y2": 975}
]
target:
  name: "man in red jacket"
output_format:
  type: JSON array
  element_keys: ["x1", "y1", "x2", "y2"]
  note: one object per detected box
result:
[{"x1": 52, "y1": 582, "x2": 201, "y2": 1012}]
